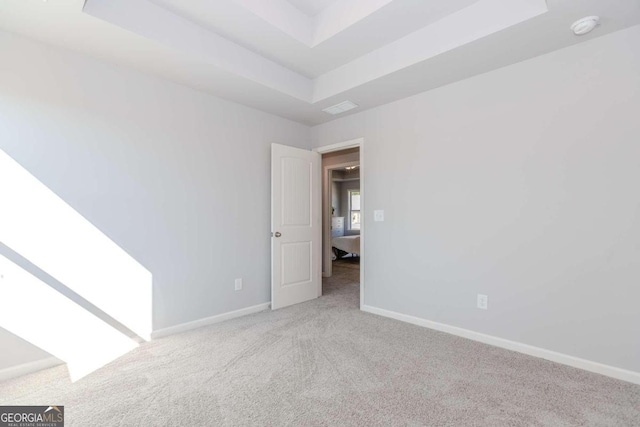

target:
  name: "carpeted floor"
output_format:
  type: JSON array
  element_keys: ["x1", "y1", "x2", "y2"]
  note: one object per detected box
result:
[{"x1": 1, "y1": 263, "x2": 639, "y2": 426}]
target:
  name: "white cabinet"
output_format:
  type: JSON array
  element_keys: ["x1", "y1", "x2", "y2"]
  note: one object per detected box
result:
[{"x1": 331, "y1": 217, "x2": 344, "y2": 237}]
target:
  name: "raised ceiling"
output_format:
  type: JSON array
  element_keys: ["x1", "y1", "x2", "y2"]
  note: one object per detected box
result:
[
  {"x1": 286, "y1": 0, "x2": 340, "y2": 18},
  {"x1": 0, "y1": 0, "x2": 639, "y2": 125}
]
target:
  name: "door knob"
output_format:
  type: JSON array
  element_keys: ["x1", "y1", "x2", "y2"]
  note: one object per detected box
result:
[{"x1": 274, "y1": 232, "x2": 282, "y2": 238}]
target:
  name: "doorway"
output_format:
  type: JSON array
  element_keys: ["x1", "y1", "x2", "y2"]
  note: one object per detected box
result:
[{"x1": 315, "y1": 139, "x2": 364, "y2": 309}]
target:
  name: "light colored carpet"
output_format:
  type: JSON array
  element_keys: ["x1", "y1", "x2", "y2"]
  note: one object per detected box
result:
[{"x1": 1, "y1": 264, "x2": 639, "y2": 426}]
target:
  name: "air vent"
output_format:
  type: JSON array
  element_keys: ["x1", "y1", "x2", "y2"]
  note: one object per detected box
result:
[{"x1": 322, "y1": 101, "x2": 359, "y2": 115}]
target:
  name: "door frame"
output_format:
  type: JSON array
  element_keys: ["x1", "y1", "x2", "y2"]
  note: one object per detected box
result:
[
  {"x1": 322, "y1": 160, "x2": 359, "y2": 279},
  {"x1": 314, "y1": 138, "x2": 364, "y2": 310}
]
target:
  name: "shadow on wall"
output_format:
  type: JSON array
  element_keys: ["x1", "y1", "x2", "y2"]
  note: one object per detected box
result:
[{"x1": 0, "y1": 149, "x2": 152, "y2": 381}]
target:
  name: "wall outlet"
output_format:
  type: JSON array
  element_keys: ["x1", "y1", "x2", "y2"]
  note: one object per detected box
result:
[
  {"x1": 374, "y1": 210, "x2": 384, "y2": 222},
  {"x1": 235, "y1": 278, "x2": 242, "y2": 291},
  {"x1": 477, "y1": 294, "x2": 488, "y2": 310}
]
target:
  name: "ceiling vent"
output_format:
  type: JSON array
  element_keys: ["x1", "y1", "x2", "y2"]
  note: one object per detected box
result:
[{"x1": 322, "y1": 101, "x2": 359, "y2": 115}]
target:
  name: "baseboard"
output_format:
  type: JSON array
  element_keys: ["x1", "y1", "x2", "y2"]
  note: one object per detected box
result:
[
  {"x1": 151, "y1": 302, "x2": 271, "y2": 340},
  {"x1": 362, "y1": 305, "x2": 640, "y2": 386},
  {"x1": 0, "y1": 357, "x2": 64, "y2": 383}
]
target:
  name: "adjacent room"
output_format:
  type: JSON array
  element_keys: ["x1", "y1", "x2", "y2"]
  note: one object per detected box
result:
[
  {"x1": 1, "y1": 0, "x2": 639, "y2": 425},
  {"x1": 321, "y1": 147, "x2": 361, "y2": 303}
]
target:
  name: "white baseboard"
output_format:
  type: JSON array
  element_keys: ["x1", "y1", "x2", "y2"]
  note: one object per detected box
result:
[
  {"x1": 362, "y1": 305, "x2": 640, "y2": 386},
  {"x1": 0, "y1": 357, "x2": 64, "y2": 383},
  {"x1": 151, "y1": 302, "x2": 271, "y2": 340}
]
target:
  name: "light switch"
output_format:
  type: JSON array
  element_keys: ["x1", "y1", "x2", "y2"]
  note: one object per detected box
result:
[{"x1": 374, "y1": 210, "x2": 384, "y2": 222}]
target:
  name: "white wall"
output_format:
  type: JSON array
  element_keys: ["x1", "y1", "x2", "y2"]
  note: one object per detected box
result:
[
  {"x1": 0, "y1": 32, "x2": 309, "y2": 370},
  {"x1": 311, "y1": 25, "x2": 640, "y2": 373}
]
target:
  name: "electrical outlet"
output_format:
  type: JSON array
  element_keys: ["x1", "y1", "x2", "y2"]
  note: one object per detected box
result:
[
  {"x1": 235, "y1": 278, "x2": 242, "y2": 291},
  {"x1": 374, "y1": 210, "x2": 384, "y2": 222},
  {"x1": 477, "y1": 294, "x2": 488, "y2": 310}
]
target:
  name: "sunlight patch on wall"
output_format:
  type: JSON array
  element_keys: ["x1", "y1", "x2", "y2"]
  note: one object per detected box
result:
[
  {"x1": 0, "y1": 255, "x2": 138, "y2": 381},
  {"x1": 0, "y1": 149, "x2": 153, "y2": 340}
]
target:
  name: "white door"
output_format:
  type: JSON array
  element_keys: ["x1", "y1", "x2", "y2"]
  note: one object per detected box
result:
[{"x1": 271, "y1": 143, "x2": 321, "y2": 310}]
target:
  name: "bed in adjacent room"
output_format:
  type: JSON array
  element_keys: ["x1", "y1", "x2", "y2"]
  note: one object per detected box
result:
[{"x1": 332, "y1": 235, "x2": 360, "y2": 259}]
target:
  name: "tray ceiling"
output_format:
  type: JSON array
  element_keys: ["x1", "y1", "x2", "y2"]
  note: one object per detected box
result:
[{"x1": 1, "y1": 0, "x2": 639, "y2": 124}]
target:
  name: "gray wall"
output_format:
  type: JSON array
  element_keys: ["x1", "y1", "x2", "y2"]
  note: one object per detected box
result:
[
  {"x1": 331, "y1": 179, "x2": 340, "y2": 217},
  {"x1": 2, "y1": 24, "x2": 639, "y2": 377},
  {"x1": 0, "y1": 329, "x2": 53, "y2": 371},
  {"x1": 0, "y1": 32, "x2": 309, "y2": 370},
  {"x1": 311, "y1": 25, "x2": 640, "y2": 373}
]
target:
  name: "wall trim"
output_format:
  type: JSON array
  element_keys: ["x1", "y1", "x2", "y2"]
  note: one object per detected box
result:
[
  {"x1": 314, "y1": 136, "x2": 365, "y2": 310},
  {"x1": 313, "y1": 138, "x2": 363, "y2": 154},
  {"x1": 0, "y1": 357, "x2": 64, "y2": 383},
  {"x1": 151, "y1": 302, "x2": 271, "y2": 340},
  {"x1": 362, "y1": 305, "x2": 640, "y2": 386},
  {"x1": 321, "y1": 159, "x2": 360, "y2": 280}
]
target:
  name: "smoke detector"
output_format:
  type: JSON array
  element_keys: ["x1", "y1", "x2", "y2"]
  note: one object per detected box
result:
[{"x1": 571, "y1": 16, "x2": 600, "y2": 35}]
